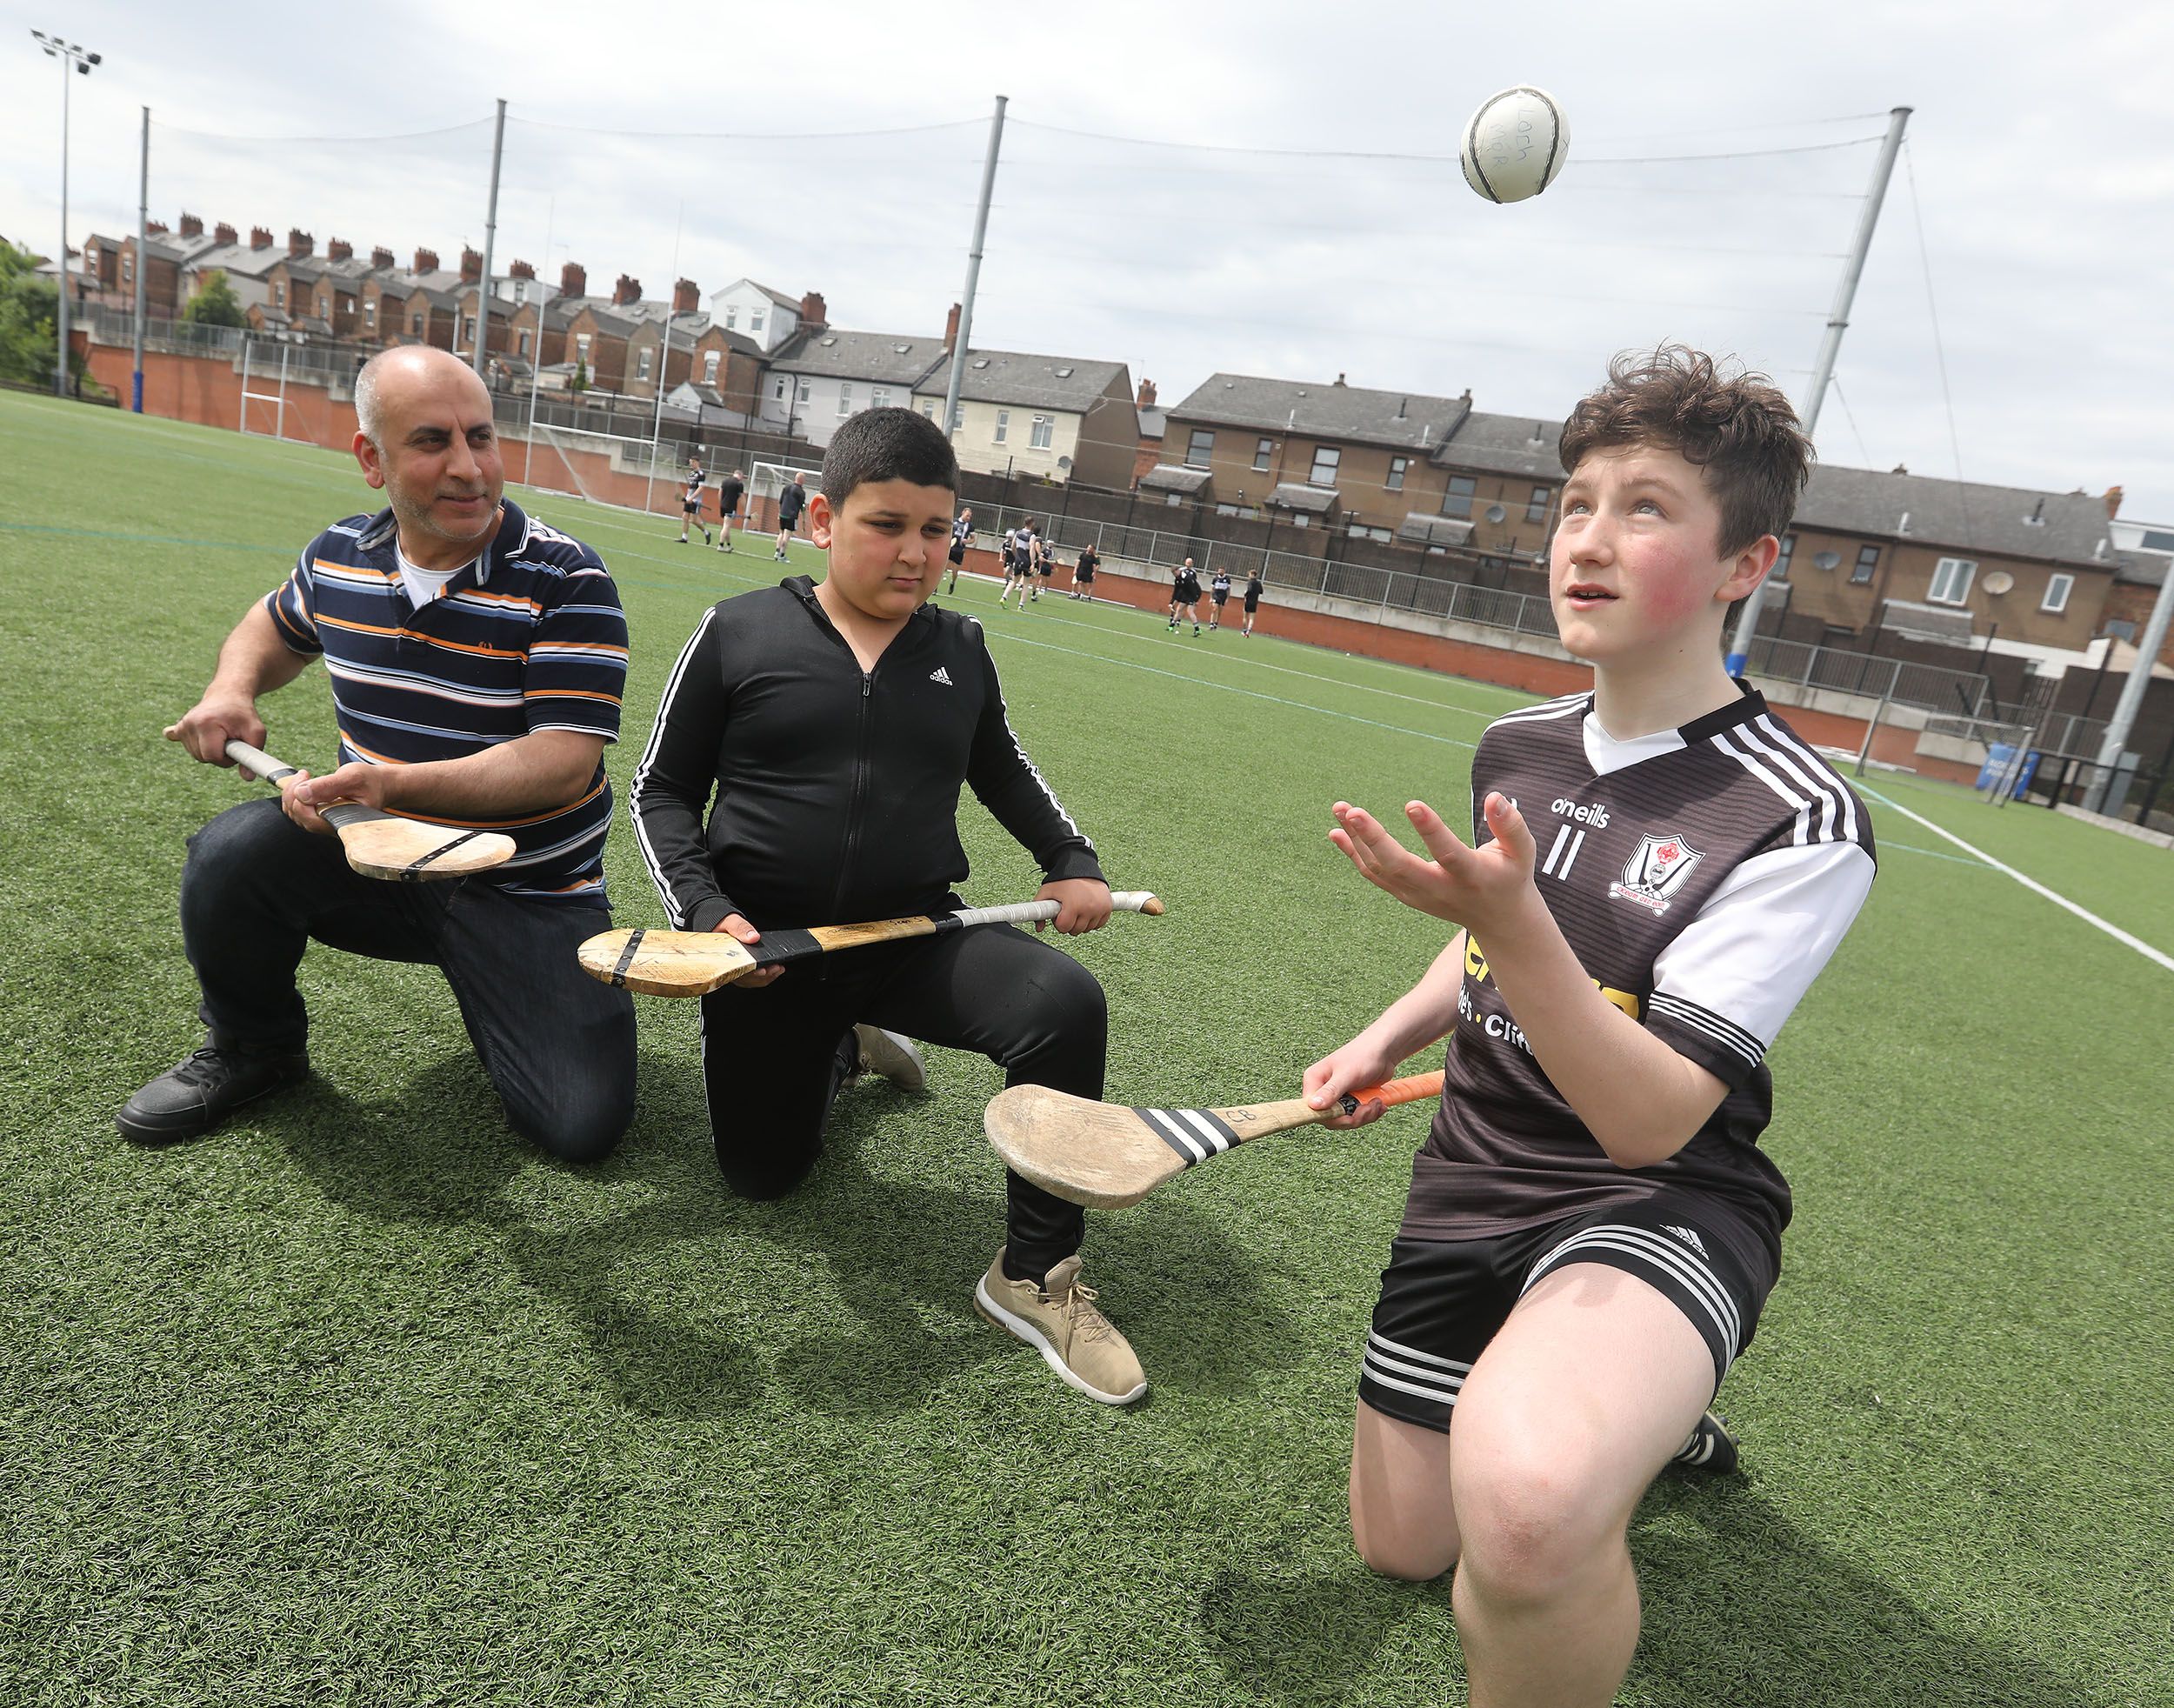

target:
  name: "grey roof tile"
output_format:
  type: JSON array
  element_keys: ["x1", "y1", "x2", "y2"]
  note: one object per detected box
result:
[{"x1": 1170, "y1": 372, "x2": 1472, "y2": 452}]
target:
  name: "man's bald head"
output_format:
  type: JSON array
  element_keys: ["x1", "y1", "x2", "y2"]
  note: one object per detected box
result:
[{"x1": 354, "y1": 345, "x2": 490, "y2": 449}]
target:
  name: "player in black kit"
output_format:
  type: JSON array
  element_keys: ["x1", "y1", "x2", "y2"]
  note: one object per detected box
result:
[
  {"x1": 630, "y1": 409, "x2": 1149, "y2": 1408},
  {"x1": 1308, "y1": 348, "x2": 1875, "y2": 1708},
  {"x1": 1242, "y1": 569, "x2": 1264, "y2": 636},
  {"x1": 1168, "y1": 557, "x2": 1203, "y2": 635},
  {"x1": 714, "y1": 467, "x2": 745, "y2": 554},
  {"x1": 676, "y1": 457, "x2": 711, "y2": 545},
  {"x1": 773, "y1": 473, "x2": 808, "y2": 559},
  {"x1": 1206, "y1": 567, "x2": 1232, "y2": 630}
]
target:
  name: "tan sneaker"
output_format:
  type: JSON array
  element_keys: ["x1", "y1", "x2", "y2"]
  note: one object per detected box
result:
[
  {"x1": 850, "y1": 1024, "x2": 926, "y2": 1091},
  {"x1": 975, "y1": 1248, "x2": 1147, "y2": 1405}
]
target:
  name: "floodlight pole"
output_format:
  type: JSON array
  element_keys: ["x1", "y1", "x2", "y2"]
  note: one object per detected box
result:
[
  {"x1": 940, "y1": 94, "x2": 1008, "y2": 444},
  {"x1": 33, "y1": 32, "x2": 101, "y2": 397},
  {"x1": 472, "y1": 97, "x2": 505, "y2": 381},
  {"x1": 1726, "y1": 104, "x2": 1911, "y2": 677},
  {"x1": 2091, "y1": 562, "x2": 2174, "y2": 803},
  {"x1": 132, "y1": 104, "x2": 148, "y2": 411}
]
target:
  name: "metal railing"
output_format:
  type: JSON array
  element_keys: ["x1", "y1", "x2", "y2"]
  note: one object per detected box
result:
[{"x1": 1735, "y1": 632, "x2": 1994, "y2": 718}]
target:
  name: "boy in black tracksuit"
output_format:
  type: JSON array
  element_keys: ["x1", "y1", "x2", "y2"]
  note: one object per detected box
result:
[{"x1": 629, "y1": 407, "x2": 1147, "y2": 1406}]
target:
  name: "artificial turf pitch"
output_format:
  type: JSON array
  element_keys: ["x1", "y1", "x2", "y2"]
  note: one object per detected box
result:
[{"x1": 2, "y1": 390, "x2": 2169, "y2": 1707}]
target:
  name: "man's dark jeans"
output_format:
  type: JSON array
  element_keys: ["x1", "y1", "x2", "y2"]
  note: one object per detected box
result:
[{"x1": 180, "y1": 797, "x2": 636, "y2": 1162}]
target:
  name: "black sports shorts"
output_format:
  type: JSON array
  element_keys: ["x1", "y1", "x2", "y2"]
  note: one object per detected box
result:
[
  {"x1": 948, "y1": 541, "x2": 966, "y2": 564},
  {"x1": 683, "y1": 498, "x2": 702, "y2": 514},
  {"x1": 1357, "y1": 1191, "x2": 1777, "y2": 1433}
]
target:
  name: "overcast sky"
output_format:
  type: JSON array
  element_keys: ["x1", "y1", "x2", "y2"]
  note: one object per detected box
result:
[{"x1": 4, "y1": 0, "x2": 2170, "y2": 520}]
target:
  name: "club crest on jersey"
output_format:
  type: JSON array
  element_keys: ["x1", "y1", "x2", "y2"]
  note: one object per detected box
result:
[{"x1": 1609, "y1": 832, "x2": 1704, "y2": 914}]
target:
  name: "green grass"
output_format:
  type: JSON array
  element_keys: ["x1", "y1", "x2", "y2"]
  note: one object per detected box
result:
[{"x1": 3, "y1": 390, "x2": 2170, "y2": 1707}]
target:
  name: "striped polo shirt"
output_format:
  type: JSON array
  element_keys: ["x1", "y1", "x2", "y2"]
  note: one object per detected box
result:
[{"x1": 263, "y1": 498, "x2": 629, "y2": 907}]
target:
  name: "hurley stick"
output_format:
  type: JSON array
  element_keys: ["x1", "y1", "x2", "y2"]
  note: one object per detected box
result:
[
  {"x1": 577, "y1": 891, "x2": 1164, "y2": 997},
  {"x1": 984, "y1": 1070, "x2": 1446, "y2": 1209},
  {"x1": 223, "y1": 739, "x2": 517, "y2": 882}
]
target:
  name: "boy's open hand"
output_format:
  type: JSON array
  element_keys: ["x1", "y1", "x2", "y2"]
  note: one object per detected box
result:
[{"x1": 1330, "y1": 793, "x2": 1537, "y2": 931}]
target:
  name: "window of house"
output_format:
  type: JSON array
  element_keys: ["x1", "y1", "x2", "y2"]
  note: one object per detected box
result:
[
  {"x1": 1929, "y1": 557, "x2": 1976, "y2": 605},
  {"x1": 1771, "y1": 534, "x2": 1795, "y2": 579},
  {"x1": 123, "y1": 254, "x2": 134, "y2": 284},
  {"x1": 750, "y1": 307, "x2": 766, "y2": 335},
  {"x1": 703, "y1": 350, "x2": 721, "y2": 384},
  {"x1": 1290, "y1": 513, "x2": 1311, "y2": 529},
  {"x1": 774, "y1": 377, "x2": 788, "y2": 402},
  {"x1": 1386, "y1": 457, "x2": 1408, "y2": 491},
  {"x1": 1186, "y1": 429, "x2": 1214, "y2": 468},
  {"x1": 412, "y1": 314, "x2": 423, "y2": 336},
  {"x1": 2042, "y1": 572, "x2": 2073, "y2": 614},
  {"x1": 1253, "y1": 437, "x2": 1272, "y2": 471},
  {"x1": 838, "y1": 383, "x2": 854, "y2": 417},
  {"x1": 1851, "y1": 544, "x2": 1879, "y2": 584},
  {"x1": 364, "y1": 301, "x2": 377, "y2": 331},
  {"x1": 1441, "y1": 475, "x2": 1476, "y2": 518},
  {"x1": 1310, "y1": 445, "x2": 1341, "y2": 485},
  {"x1": 517, "y1": 330, "x2": 530, "y2": 357},
  {"x1": 637, "y1": 347, "x2": 652, "y2": 381},
  {"x1": 871, "y1": 386, "x2": 889, "y2": 410},
  {"x1": 995, "y1": 410, "x2": 1010, "y2": 444},
  {"x1": 797, "y1": 378, "x2": 811, "y2": 405},
  {"x1": 1165, "y1": 492, "x2": 1184, "y2": 508},
  {"x1": 272, "y1": 281, "x2": 283, "y2": 307},
  {"x1": 576, "y1": 333, "x2": 591, "y2": 363},
  {"x1": 1030, "y1": 415, "x2": 1052, "y2": 450},
  {"x1": 725, "y1": 306, "x2": 737, "y2": 330},
  {"x1": 1526, "y1": 485, "x2": 1550, "y2": 524},
  {"x1": 948, "y1": 404, "x2": 962, "y2": 431},
  {"x1": 457, "y1": 313, "x2": 468, "y2": 347}
]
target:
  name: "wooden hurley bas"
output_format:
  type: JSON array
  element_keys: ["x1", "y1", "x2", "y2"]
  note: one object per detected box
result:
[
  {"x1": 224, "y1": 740, "x2": 516, "y2": 881},
  {"x1": 984, "y1": 1071, "x2": 1446, "y2": 1209},
  {"x1": 577, "y1": 891, "x2": 1164, "y2": 997}
]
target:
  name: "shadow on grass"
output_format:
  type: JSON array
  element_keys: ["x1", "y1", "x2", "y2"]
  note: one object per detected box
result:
[
  {"x1": 275, "y1": 1052, "x2": 1297, "y2": 1422},
  {"x1": 1193, "y1": 1480, "x2": 2092, "y2": 1708}
]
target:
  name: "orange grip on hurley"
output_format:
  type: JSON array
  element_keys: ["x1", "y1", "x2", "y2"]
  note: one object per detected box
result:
[{"x1": 1338, "y1": 1071, "x2": 1446, "y2": 1118}]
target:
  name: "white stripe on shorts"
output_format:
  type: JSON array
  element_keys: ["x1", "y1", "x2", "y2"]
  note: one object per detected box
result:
[
  {"x1": 1361, "y1": 1330, "x2": 1470, "y2": 1406},
  {"x1": 1524, "y1": 1224, "x2": 1742, "y2": 1370}
]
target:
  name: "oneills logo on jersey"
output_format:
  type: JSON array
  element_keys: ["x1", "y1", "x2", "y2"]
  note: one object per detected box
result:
[{"x1": 1609, "y1": 832, "x2": 1705, "y2": 915}]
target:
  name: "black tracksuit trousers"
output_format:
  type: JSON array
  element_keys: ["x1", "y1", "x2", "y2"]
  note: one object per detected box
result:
[{"x1": 697, "y1": 919, "x2": 1103, "y2": 1279}]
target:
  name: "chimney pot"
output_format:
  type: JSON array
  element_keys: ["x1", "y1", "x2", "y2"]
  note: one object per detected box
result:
[
  {"x1": 510, "y1": 257, "x2": 536, "y2": 279},
  {"x1": 1137, "y1": 378, "x2": 1157, "y2": 408},
  {"x1": 288, "y1": 228, "x2": 313, "y2": 257},
  {"x1": 460, "y1": 247, "x2": 483, "y2": 284},
  {"x1": 328, "y1": 237, "x2": 352, "y2": 262},
  {"x1": 613, "y1": 274, "x2": 642, "y2": 306},
  {"x1": 799, "y1": 289, "x2": 827, "y2": 329},
  {"x1": 944, "y1": 302, "x2": 962, "y2": 350},
  {"x1": 146, "y1": 220, "x2": 168, "y2": 236},
  {"x1": 1334, "y1": 372, "x2": 1346, "y2": 386},
  {"x1": 215, "y1": 222, "x2": 237, "y2": 246},
  {"x1": 413, "y1": 247, "x2": 439, "y2": 276},
  {"x1": 250, "y1": 226, "x2": 273, "y2": 250},
  {"x1": 179, "y1": 212, "x2": 203, "y2": 238},
  {"x1": 2104, "y1": 484, "x2": 2124, "y2": 520},
  {"x1": 370, "y1": 246, "x2": 394, "y2": 270},
  {"x1": 676, "y1": 277, "x2": 701, "y2": 314},
  {"x1": 560, "y1": 260, "x2": 587, "y2": 298}
]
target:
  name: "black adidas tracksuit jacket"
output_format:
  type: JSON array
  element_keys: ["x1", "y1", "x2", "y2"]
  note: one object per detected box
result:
[{"x1": 629, "y1": 576, "x2": 1103, "y2": 931}]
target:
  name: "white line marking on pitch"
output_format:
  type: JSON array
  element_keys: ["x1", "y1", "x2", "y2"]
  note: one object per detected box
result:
[{"x1": 1860, "y1": 784, "x2": 2174, "y2": 974}]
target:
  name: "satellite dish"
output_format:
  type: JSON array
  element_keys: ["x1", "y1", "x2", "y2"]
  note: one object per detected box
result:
[
  {"x1": 1057, "y1": 456, "x2": 1073, "y2": 470},
  {"x1": 1812, "y1": 550, "x2": 1843, "y2": 571},
  {"x1": 1982, "y1": 570, "x2": 2015, "y2": 596},
  {"x1": 1484, "y1": 504, "x2": 1507, "y2": 524}
]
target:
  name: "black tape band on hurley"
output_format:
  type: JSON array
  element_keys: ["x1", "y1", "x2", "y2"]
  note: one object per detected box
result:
[
  {"x1": 403, "y1": 830, "x2": 489, "y2": 875},
  {"x1": 750, "y1": 927, "x2": 824, "y2": 968},
  {"x1": 610, "y1": 930, "x2": 646, "y2": 986},
  {"x1": 1131, "y1": 1106, "x2": 1241, "y2": 1168}
]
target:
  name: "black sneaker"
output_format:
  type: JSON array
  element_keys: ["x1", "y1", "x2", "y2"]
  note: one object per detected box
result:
[
  {"x1": 1668, "y1": 1411, "x2": 1739, "y2": 1474},
  {"x1": 116, "y1": 1044, "x2": 310, "y2": 1144}
]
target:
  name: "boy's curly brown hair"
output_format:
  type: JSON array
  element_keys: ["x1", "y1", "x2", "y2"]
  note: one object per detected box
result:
[{"x1": 1558, "y1": 345, "x2": 1814, "y2": 557}]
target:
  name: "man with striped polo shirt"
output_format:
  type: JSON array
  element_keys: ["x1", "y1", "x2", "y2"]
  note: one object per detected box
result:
[{"x1": 122, "y1": 345, "x2": 637, "y2": 1160}]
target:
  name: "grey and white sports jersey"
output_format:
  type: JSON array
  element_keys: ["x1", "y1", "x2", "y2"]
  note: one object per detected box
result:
[{"x1": 1404, "y1": 684, "x2": 1877, "y2": 1253}]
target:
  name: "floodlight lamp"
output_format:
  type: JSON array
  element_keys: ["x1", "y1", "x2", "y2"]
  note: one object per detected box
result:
[{"x1": 87, "y1": 50, "x2": 100, "y2": 63}]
